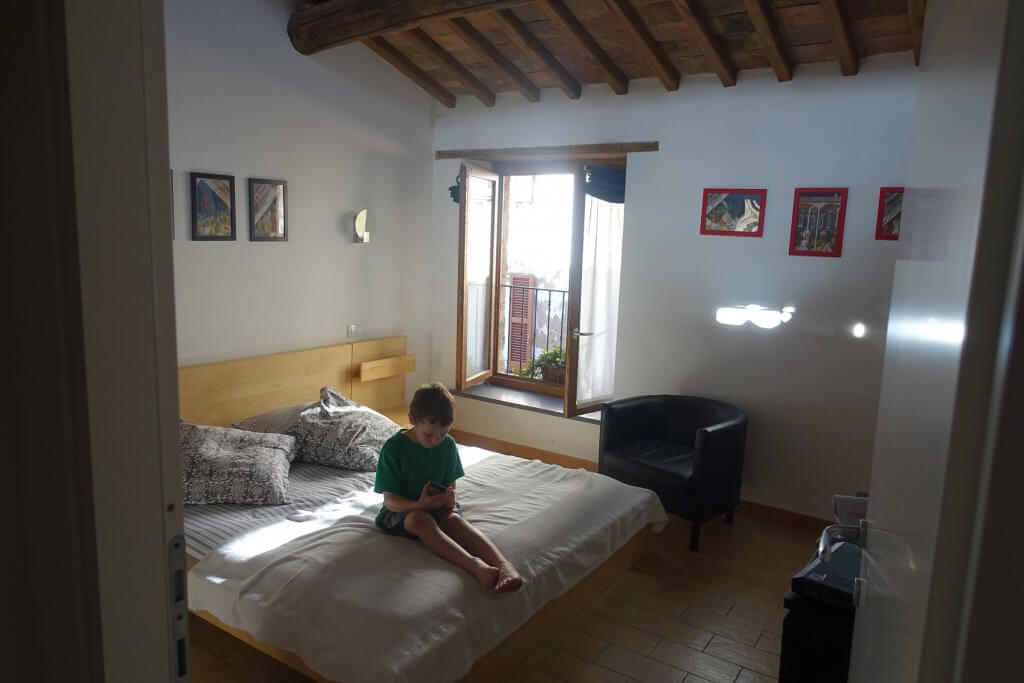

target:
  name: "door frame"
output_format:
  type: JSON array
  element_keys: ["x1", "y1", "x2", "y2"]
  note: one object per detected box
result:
[{"x1": 8, "y1": 1, "x2": 105, "y2": 679}]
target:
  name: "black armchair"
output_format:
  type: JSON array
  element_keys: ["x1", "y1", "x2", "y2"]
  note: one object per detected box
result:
[{"x1": 599, "y1": 395, "x2": 747, "y2": 551}]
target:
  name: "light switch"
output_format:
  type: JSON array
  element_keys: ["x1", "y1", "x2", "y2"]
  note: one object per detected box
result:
[{"x1": 346, "y1": 323, "x2": 359, "y2": 338}]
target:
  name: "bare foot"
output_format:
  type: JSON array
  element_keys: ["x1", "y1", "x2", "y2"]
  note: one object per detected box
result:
[
  {"x1": 471, "y1": 560, "x2": 500, "y2": 591},
  {"x1": 494, "y1": 563, "x2": 523, "y2": 593}
]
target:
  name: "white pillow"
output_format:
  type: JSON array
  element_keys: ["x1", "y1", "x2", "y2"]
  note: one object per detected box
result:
[{"x1": 179, "y1": 422, "x2": 295, "y2": 505}]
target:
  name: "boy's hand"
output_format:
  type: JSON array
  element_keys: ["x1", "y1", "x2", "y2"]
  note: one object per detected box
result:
[
  {"x1": 418, "y1": 482, "x2": 455, "y2": 510},
  {"x1": 418, "y1": 482, "x2": 445, "y2": 510}
]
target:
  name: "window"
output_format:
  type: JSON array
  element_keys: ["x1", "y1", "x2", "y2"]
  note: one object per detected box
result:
[{"x1": 456, "y1": 161, "x2": 626, "y2": 416}]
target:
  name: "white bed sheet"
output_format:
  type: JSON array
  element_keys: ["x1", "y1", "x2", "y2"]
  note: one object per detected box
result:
[{"x1": 188, "y1": 447, "x2": 667, "y2": 683}]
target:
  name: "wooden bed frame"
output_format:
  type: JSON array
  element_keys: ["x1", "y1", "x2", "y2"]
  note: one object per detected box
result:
[
  {"x1": 178, "y1": 336, "x2": 412, "y2": 428},
  {"x1": 178, "y1": 337, "x2": 648, "y2": 682}
]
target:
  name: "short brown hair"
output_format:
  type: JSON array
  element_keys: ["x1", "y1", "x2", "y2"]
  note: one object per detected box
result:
[{"x1": 409, "y1": 382, "x2": 455, "y2": 426}]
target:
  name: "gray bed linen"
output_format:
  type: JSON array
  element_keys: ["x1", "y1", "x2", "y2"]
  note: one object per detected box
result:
[{"x1": 184, "y1": 463, "x2": 374, "y2": 560}]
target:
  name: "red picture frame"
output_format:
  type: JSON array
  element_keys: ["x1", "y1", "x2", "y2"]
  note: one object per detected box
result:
[
  {"x1": 875, "y1": 186, "x2": 904, "y2": 240},
  {"x1": 789, "y1": 188, "x2": 848, "y2": 257},
  {"x1": 699, "y1": 188, "x2": 767, "y2": 237}
]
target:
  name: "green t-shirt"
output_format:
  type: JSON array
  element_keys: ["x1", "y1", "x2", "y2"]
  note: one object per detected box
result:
[{"x1": 373, "y1": 431, "x2": 464, "y2": 527}]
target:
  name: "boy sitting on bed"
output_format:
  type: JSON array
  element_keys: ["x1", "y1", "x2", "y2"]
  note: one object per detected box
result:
[{"x1": 374, "y1": 382, "x2": 523, "y2": 593}]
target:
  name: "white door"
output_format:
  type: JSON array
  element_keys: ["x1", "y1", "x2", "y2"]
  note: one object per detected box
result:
[
  {"x1": 849, "y1": 0, "x2": 1021, "y2": 680},
  {"x1": 66, "y1": 0, "x2": 185, "y2": 680}
]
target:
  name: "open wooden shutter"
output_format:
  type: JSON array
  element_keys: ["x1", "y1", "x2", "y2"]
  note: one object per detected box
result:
[
  {"x1": 507, "y1": 273, "x2": 535, "y2": 372},
  {"x1": 456, "y1": 164, "x2": 500, "y2": 390}
]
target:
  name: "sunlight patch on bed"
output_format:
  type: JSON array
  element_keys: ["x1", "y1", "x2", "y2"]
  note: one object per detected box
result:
[
  {"x1": 221, "y1": 490, "x2": 384, "y2": 562},
  {"x1": 457, "y1": 446, "x2": 495, "y2": 469}
]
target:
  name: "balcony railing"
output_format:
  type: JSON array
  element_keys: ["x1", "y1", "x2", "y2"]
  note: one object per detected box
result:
[{"x1": 499, "y1": 283, "x2": 568, "y2": 376}]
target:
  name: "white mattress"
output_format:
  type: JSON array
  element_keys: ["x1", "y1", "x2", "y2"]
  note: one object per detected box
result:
[{"x1": 187, "y1": 446, "x2": 667, "y2": 683}]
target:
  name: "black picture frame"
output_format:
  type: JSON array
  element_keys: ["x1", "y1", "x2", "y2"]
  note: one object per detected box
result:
[
  {"x1": 248, "y1": 178, "x2": 288, "y2": 242},
  {"x1": 190, "y1": 171, "x2": 236, "y2": 241}
]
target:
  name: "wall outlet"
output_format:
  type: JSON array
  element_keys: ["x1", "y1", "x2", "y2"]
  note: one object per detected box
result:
[{"x1": 346, "y1": 323, "x2": 359, "y2": 338}]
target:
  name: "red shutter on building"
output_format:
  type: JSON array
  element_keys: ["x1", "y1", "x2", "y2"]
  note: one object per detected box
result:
[{"x1": 508, "y1": 274, "x2": 535, "y2": 370}]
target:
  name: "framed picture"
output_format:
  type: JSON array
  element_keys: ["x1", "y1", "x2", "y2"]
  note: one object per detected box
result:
[
  {"x1": 190, "y1": 172, "x2": 235, "y2": 240},
  {"x1": 875, "y1": 186, "x2": 904, "y2": 240},
  {"x1": 699, "y1": 188, "x2": 766, "y2": 237},
  {"x1": 789, "y1": 188, "x2": 848, "y2": 257},
  {"x1": 249, "y1": 178, "x2": 288, "y2": 242}
]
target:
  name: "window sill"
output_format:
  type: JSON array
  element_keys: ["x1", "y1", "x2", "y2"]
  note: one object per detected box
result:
[{"x1": 456, "y1": 382, "x2": 601, "y2": 424}]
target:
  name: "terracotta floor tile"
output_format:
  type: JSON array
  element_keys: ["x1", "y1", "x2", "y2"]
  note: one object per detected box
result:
[
  {"x1": 704, "y1": 635, "x2": 780, "y2": 677},
  {"x1": 594, "y1": 644, "x2": 687, "y2": 683},
  {"x1": 755, "y1": 631, "x2": 781, "y2": 656},
  {"x1": 504, "y1": 664, "x2": 566, "y2": 683},
  {"x1": 604, "y1": 583, "x2": 691, "y2": 619},
  {"x1": 615, "y1": 570, "x2": 667, "y2": 594},
  {"x1": 686, "y1": 594, "x2": 735, "y2": 617},
  {"x1": 591, "y1": 593, "x2": 643, "y2": 623},
  {"x1": 733, "y1": 587, "x2": 783, "y2": 612},
  {"x1": 630, "y1": 610, "x2": 713, "y2": 650},
  {"x1": 736, "y1": 668, "x2": 778, "y2": 682},
  {"x1": 191, "y1": 647, "x2": 259, "y2": 683},
  {"x1": 648, "y1": 641, "x2": 741, "y2": 683},
  {"x1": 746, "y1": 574, "x2": 791, "y2": 597},
  {"x1": 524, "y1": 644, "x2": 554, "y2": 667},
  {"x1": 555, "y1": 627, "x2": 611, "y2": 660},
  {"x1": 534, "y1": 648, "x2": 630, "y2": 683},
  {"x1": 574, "y1": 612, "x2": 661, "y2": 655},
  {"x1": 726, "y1": 603, "x2": 786, "y2": 635},
  {"x1": 677, "y1": 606, "x2": 762, "y2": 646}
]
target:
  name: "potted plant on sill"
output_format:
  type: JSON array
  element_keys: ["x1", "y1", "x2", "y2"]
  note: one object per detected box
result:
[{"x1": 513, "y1": 346, "x2": 566, "y2": 385}]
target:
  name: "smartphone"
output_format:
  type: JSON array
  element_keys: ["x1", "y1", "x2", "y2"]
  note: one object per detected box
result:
[{"x1": 427, "y1": 481, "x2": 448, "y2": 496}]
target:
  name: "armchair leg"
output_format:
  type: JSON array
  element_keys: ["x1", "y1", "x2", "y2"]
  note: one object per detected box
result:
[
  {"x1": 724, "y1": 510, "x2": 734, "y2": 524},
  {"x1": 689, "y1": 522, "x2": 701, "y2": 552}
]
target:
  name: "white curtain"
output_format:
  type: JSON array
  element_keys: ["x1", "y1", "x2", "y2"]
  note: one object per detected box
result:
[{"x1": 577, "y1": 194, "x2": 624, "y2": 407}]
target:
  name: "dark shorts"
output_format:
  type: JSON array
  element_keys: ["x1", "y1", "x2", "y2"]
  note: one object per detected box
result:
[{"x1": 378, "y1": 503, "x2": 462, "y2": 539}]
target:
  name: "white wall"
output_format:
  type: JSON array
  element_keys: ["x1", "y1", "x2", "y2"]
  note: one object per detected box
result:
[
  {"x1": 424, "y1": 56, "x2": 919, "y2": 518},
  {"x1": 166, "y1": 0, "x2": 434, "y2": 367}
]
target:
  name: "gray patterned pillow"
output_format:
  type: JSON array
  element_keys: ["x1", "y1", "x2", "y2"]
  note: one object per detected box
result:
[
  {"x1": 232, "y1": 402, "x2": 315, "y2": 435},
  {"x1": 179, "y1": 423, "x2": 296, "y2": 505},
  {"x1": 290, "y1": 387, "x2": 399, "y2": 470}
]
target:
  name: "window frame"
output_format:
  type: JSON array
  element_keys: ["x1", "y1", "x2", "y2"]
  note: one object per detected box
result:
[{"x1": 456, "y1": 158, "x2": 624, "y2": 416}]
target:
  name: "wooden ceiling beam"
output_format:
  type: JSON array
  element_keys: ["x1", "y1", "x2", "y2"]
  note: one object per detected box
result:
[
  {"x1": 669, "y1": 0, "x2": 736, "y2": 87},
  {"x1": 536, "y1": 0, "x2": 629, "y2": 95},
  {"x1": 742, "y1": 0, "x2": 792, "y2": 82},
  {"x1": 407, "y1": 28, "x2": 496, "y2": 107},
  {"x1": 449, "y1": 17, "x2": 540, "y2": 102},
  {"x1": 819, "y1": 0, "x2": 858, "y2": 75},
  {"x1": 907, "y1": 0, "x2": 925, "y2": 66},
  {"x1": 496, "y1": 9, "x2": 581, "y2": 99},
  {"x1": 435, "y1": 141, "x2": 659, "y2": 161},
  {"x1": 289, "y1": 0, "x2": 531, "y2": 54},
  {"x1": 604, "y1": 0, "x2": 680, "y2": 91},
  {"x1": 363, "y1": 37, "x2": 456, "y2": 108}
]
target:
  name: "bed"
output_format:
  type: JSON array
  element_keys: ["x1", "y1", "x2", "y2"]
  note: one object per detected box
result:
[{"x1": 179, "y1": 337, "x2": 667, "y2": 682}]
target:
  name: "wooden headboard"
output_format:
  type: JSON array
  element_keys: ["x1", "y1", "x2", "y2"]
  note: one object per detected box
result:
[{"x1": 178, "y1": 336, "x2": 414, "y2": 427}]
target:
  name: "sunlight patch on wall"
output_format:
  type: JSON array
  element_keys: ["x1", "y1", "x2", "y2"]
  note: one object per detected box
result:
[
  {"x1": 716, "y1": 304, "x2": 796, "y2": 330},
  {"x1": 890, "y1": 316, "x2": 965, "y2": 346}
]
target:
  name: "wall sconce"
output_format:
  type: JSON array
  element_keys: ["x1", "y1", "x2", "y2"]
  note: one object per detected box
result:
[{"x1": 353, "y1": 209, "x2": 370, "y2": 244}]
